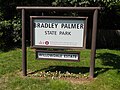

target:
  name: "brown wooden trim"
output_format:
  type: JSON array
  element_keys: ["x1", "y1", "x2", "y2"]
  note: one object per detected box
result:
[{"x1": 17, "y1": 7, "x2": 102, "y2": 10}]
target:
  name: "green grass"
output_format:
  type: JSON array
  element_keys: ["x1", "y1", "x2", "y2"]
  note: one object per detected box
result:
[{"x1": 0, "y1": 48, "x2": 120, "y2": 90}]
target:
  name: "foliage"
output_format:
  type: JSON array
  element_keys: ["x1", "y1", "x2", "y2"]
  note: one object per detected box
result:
[
  {"x1": 0, "y1": 0, "x2": 54, "y2": 51},
  {"x1": 98, "y1": 1, "x2": 120, "y2": 29},
  {"x1": 0, "y1": 20, "x2": 12, "y2": 49},
  {"x1": 12, "y1": 17, "x2": 22, "y2": 43},
  {"x1": 52, "y1": 0, "x2": 120, "y2": 28},
  {"x1": 0, "y1": 0, "x2": 120, "y2": 50},
  {"x1": 0, "y1": 17, "x2": 21, "y2": 51},
  {"x1": 52, "y1": 0, "x2": 90, "y2": 6}
]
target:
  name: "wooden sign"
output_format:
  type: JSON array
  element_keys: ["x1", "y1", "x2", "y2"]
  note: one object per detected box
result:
[
  {"x1": 30, "y1": 16, "x2": 87, "y2": 49},
  {"x1": 36, "y1": 50, "x2": 80, "y2": 62}
]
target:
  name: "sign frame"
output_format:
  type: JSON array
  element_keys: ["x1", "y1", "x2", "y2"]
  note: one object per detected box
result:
[
  {"x1": 30, "y1": 16, "x2": 88, "y2": 49},
  {"x1": 17, "y1": 6, "x2": 101, "y2": 78},
  {"x1": 36, "y1": 50, "x2": 80, "y2": 62}
]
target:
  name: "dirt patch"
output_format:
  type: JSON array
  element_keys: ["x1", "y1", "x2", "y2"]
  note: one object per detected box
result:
[
  {"x1": 17, "y1": 70, "x2": 94, "y2": 84},
  {"x1": 60, "y1": 77, "x2": 94, "y2": 84}
]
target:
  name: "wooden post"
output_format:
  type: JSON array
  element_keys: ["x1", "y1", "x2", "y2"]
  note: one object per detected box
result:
[
  {"x1": 22, "y1": 9, "x2": 27, "y2": 76},
  {"x1": 89, "y1": 9, "x2": 98, "y2": 78}
]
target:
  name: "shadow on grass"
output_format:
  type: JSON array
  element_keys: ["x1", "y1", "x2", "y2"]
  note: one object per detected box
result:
[
  {"x1": 29, "y1": 66, "x2": 111, "y2": 77},
  {"x1": 96, "y1": 52, "x2": 120, "y2": 74},
  {"x1": 45, "y1": 66, "x2": 89, "y2": 74},
  {"x1": 0, "y1": 45, "x2": 21, "y2": 52}
]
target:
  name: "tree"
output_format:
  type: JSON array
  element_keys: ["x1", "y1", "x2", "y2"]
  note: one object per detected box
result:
[{"x1": 0, "y1": 0, "x2": 120, "y2": 50}]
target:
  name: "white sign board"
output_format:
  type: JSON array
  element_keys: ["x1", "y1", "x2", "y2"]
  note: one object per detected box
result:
[
  {"x1": 31, "y1": 16, "x2": 87, "y2": 49},
  {"x1": 36, "y1": 50, "x2": 80, "y2": 61}
]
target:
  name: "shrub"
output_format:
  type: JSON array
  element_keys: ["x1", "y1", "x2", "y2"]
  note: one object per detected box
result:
[{"x1": 0, "y1": 17, "x2": 21, "y2": 51}]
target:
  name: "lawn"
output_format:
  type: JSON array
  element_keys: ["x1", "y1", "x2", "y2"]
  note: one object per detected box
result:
[{"x1": 0, "y1": 48, "x2": 120, "y2": 90}]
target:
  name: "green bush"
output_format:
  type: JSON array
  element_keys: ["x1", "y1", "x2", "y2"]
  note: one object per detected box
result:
[
  {"x1": 12, "y1": 17, "x2": 22, "y2": 43},
  {"x1": 0, "y1": 17, "x2": 21, "y2": 51}
]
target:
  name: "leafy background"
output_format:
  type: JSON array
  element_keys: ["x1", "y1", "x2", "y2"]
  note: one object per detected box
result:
[{"x1": 0, "y1": 0, "x2": 120, "y2": 51}]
